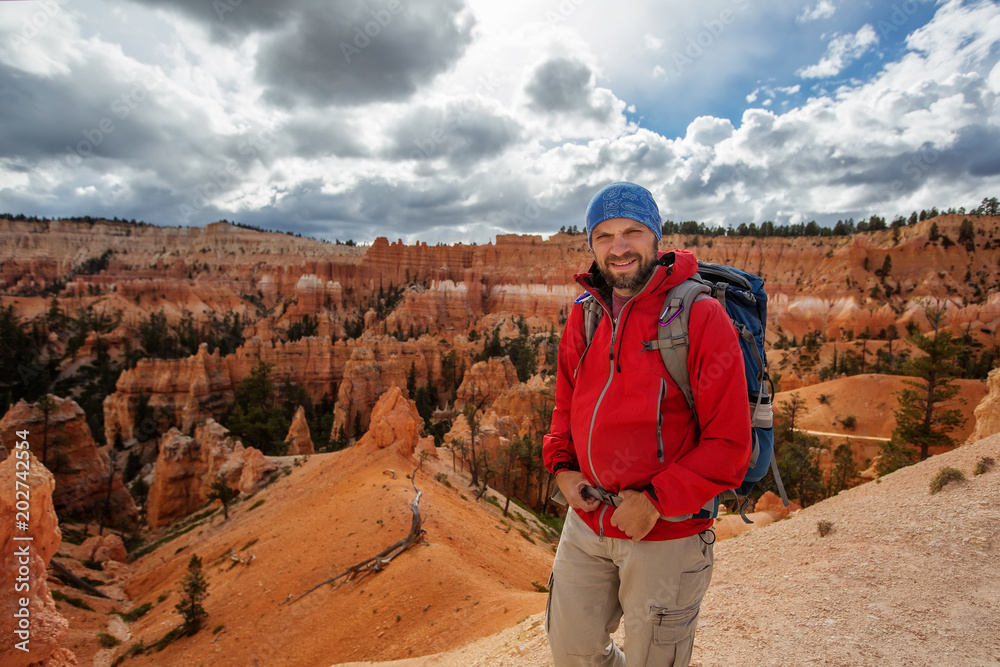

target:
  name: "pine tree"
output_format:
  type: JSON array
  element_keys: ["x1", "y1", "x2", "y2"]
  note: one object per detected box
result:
[
  {"x1": 407, "y1": 361, "x2": 417, "y2": 398},
  {"x1": 175, "y1": 555, "x2": 208, "y2": 634},
  {"x1": 207, "y1": 476, "x2": 238, "y2": 520},
  {"x1": 827, "y1": 443, "x2": 858, "y2": 494},
  {"x1": 887, "y1": 308, "x2": 967, "y2": 464}
]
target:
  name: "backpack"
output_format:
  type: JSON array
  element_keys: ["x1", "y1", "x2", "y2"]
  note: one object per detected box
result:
[{"x1": 577, "y1": 261, "x2": 789, "y2": 523}]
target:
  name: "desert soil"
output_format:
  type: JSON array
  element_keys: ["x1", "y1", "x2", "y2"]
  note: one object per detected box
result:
[{"x1": 334, "y1": 433, "x2": 1000, "y2": 667}]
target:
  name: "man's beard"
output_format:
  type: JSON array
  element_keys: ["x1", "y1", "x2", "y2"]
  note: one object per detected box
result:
[{"x1": 596, "y1": 245, "x2": 659, "y2": 293}]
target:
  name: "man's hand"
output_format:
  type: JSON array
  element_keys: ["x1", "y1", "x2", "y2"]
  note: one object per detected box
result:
[
  {"x1": 555, "y1": 471, "x2": 601, "y2": 512},
  {"x1": 610, "y1": 490, "x2": 660, "y2": 542}
]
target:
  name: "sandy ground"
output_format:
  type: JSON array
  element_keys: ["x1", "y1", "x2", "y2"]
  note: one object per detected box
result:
[
  {"x1": 333, "y1": 433, "x2": 1000, "y2": 667},
  {"x1": 82, "y1": 439, "x2": 556, "y2": 667}
]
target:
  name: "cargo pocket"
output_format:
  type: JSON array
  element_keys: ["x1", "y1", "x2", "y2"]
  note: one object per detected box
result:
[
  {"x1": 648, "y1": 560, "x2": 712, "y2": 645},
  {"x1": 544, "y1": 572, "x2": 555, "y2": 634}
]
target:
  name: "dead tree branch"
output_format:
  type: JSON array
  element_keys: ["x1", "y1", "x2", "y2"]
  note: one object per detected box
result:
[
  {"x1": 291, "y1": 457, "x2": 426, "y2": 605},
  {"x1": 50, "y1": 559, "x2": 115, "y2": 600}
]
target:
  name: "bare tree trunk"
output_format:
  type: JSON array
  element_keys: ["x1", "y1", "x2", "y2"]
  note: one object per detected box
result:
[{"x1": 291, "y1": 458, "x2": 427, "y2": 604}]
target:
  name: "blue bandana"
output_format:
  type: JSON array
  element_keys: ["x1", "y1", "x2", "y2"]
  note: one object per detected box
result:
[{"x1": 585, "y1": 182, "x2": 662, "y2": 246}]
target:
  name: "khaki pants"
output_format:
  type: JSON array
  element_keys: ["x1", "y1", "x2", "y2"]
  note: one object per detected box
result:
[{"x1": 546, "y1": 510, "x2": 714, "y2": 667}]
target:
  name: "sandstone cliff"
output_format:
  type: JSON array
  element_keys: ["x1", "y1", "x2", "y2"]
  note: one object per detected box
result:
[
  {"x1": 0, "y1": 451, "x2": 75, "y2": 667},
  {"x1": 355, "y1": 385, "x2": 436, "y2": 459},
  {"x1": 0, "y1": 397, "x2": 137, "y2": 528},
  {"x1": 284, "y1": 406, "x2": 315, "y2": 456},
  {"x1": 970, "y1": 367, "x2": 1000, "y2": 441},
  {"x1": 145, "y1": 419, "x2": 277, "y2": 529}
]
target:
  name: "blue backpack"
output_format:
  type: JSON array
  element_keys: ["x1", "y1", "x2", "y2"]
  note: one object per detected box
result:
[{"x1": 579, "y1": 261, "x2": 788, "y2": 522}]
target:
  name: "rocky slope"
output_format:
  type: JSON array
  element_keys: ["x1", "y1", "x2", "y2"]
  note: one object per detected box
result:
[
  {"x1": 109, "y1": 389, "x2": 556, "y2": 666},
  {"x1": 331, "y1": 433, "x2": 1000, "y2": 667}
]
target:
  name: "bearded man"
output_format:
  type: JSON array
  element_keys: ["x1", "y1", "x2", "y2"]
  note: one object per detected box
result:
[{"x1": 543, "y1": 182, "x2": 751, "y2": 667}]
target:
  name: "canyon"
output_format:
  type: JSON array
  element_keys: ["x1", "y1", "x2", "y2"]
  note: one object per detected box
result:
[{"x1": 1, "y1": 213, "x2": 999, "y2": 665}]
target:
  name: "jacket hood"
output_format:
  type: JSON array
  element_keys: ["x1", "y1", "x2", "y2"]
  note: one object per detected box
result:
[{"x1": 576, "y1": 248, "x2": 700, "y2": 304}]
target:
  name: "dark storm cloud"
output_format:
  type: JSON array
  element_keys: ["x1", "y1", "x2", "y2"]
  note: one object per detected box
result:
[
  {"x1": 0, "y1": 62, "x2": 167, "y2": 162},
  {"x1": 130, "y1": 0, "x2": 475, "y2": 108},
  {"x1": 385, "y1": 101, "x2": 522, "y2": 166},
  {"x1": 132, "y1": 0, "x2": 297, "y2": 42},
  {"x1": 525, "y1": 57, "x2": 614, "y2": 121},
  {"x1": 0, "y1": 53, "x2": 277, "y2": 226},
  {"x1": 278, "y1": 113, "x2": 370, "y2": 159},
  {"x1": 230, "y1": 174, "x2": 567, "y2": 243},
  {"x1": 255, "y1": 0, "x2": 474, "y2": 107}
]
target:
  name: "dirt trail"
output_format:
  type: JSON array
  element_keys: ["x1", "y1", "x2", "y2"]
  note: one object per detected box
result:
[{"x1": 334, "y1": 433, "x2": 1000, "y2": 667}]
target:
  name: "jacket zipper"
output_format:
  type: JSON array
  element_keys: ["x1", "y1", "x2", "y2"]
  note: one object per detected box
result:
[
  {"x1": 581, "y1": 263, "x2": 671, "y2": 538},
  {"x1": 656, "y1": 377, "x2": 668, "y2": 462}
]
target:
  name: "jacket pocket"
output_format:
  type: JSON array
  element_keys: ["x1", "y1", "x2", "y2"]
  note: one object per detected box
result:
[{"x1": 655, "y1": 377, "x2": 668, "y2": 462}]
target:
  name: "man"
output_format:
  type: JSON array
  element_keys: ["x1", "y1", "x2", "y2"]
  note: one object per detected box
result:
[{"x1": 542, "y1": 182, "x2": 751, "y2": 666}]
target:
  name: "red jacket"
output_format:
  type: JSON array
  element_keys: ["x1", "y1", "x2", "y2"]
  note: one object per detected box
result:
[{"x1": 543, "y1": 249, "x2": 751, "y2": 540}]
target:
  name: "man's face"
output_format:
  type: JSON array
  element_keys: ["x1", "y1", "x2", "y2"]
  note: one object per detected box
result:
[{"x1": 591, "y1": 217, "x2": 659, "y2": 297}]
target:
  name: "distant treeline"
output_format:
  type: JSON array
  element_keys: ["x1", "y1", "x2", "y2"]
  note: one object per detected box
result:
[
  {"x1": 4, "y1": 196, "x2": 998, "y2": 243},
  {"x1": 0, "y1": 214, "x2": 343, "y2": 245},
  {"x1": 662, "y1": 196, "x2": 1000, "y2": 238}
]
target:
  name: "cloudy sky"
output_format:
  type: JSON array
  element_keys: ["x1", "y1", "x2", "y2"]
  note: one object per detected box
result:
[{"x1": 1, "y1": 0, "x2": 999, "y2": 244}]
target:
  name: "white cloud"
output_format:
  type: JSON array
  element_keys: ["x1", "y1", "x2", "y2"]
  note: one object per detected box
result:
[
  {"x1": 797, "y1": 1, "x2": 837, "y2": 24},
  {"x1": 2, "y1": 0, "x2": 1000, "y2": 243},
  {"x1": 645, "y1": 33, "x2": 664, "y2": 50},
  {"x1": 798, "y1": 24, "x2": 879, "y2": 79}
]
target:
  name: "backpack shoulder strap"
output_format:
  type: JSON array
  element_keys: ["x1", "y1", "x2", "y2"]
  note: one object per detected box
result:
[
  {"x1": 576, "y1": 292, "x2": 605, "y2": 346},
  {"x1": 641, "y1": 279, "x2": 711, "y2": 414}
]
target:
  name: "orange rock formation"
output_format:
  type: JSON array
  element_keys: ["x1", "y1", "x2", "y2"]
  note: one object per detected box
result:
[
  {"x1": 284, "y1": 406, "x2": 315, "y2": 455},
  {"x1": 0, "y1": 397, "x2": 137, "y2": 528},
  {"x1": 0, "y1": 451, "x2": 74, "y2": 666},
  {"x1": 970, "y1": 367, "x2": 1000, "y2": 441},
  {"x1": 145, "y1": 419, "x2": 276, "y2": 528}
]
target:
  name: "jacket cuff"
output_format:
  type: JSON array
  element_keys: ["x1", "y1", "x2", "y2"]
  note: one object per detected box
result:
[
  {"x1": 642, "y1": 484, "x2": 661, "y2": 514},
  {"x1": 551, "y1": 460, "x2": 579, "y2": 475}
]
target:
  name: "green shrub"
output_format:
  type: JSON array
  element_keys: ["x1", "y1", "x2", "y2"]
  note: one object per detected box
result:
[
  {"x1": 118, "y1": 602, "x2": 152, "y2": 622},
  {"x1": 212, "y1": 624, "x2": 225, "y2": 635},
  {"x1": 434, "y1": 472, "x2": 452, "y2": 488},
  {"x1": 929, "y1": 467, "x2": 966, "y2": 494},
  {"x1": 98, "y1": 632, "x2": 121, "y2": 648},
  {"x1": 531, "y1": 581, "x2": 548, "y2": 593},
  {"x1": 51, "y1": 590, "x2": 93, "y2": 611},
  {"x1": 974, "y1": 456, "x2": 995, "y2": 476},
  {"x1": 248, "y1": 499, "x2": 266, "y2": 511},
  {"x1": 153, "y1": 626, "x2": 184, "y2": 652},
  {"x1": 240, "y1": 538, "x2": 259, "y2": 551},
  {"x1": 817, "y1": 520, "x2": 834, "y2": 537},
  {"x1": 81, "y1": 559, "x2": 104, "y2": 571}
]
